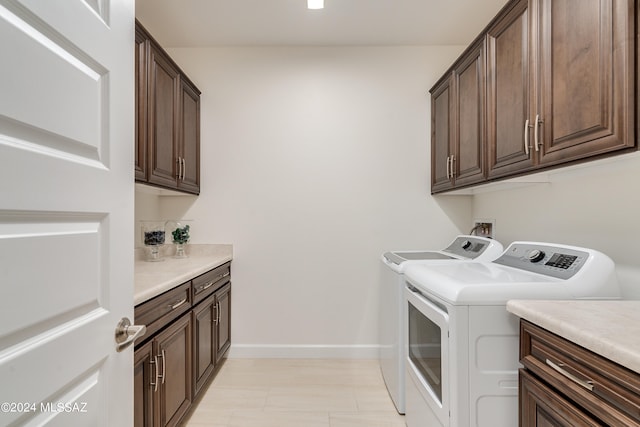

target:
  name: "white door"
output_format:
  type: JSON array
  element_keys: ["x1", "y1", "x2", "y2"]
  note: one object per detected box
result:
[{"x1": 0, "y1": 1, "x2": 134, "y2": 426}]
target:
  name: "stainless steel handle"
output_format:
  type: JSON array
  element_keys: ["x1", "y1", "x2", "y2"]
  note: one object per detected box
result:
[
  {"x1": 446, "y1": 156, "x2": 451, "y2": 179},
  {"x1": 151, "y1": 355, "x2": 158, "y2": 392},
  {"x1": 158, "y1": 349, "x2": 166, "y2": 385},
  {"x1": 170, "y1": 298, "x2": 187, "y2": 310},
  {"x1": 199, "y1": 281, "x2": 214, "y2": 292},
  {"x1": 546, "y1": 359, "x2": 594, "y2": 391},
  {"x1": 115, "y1": 317, "x2": 147, "y2": 352},
  {"x1": 214, "y1": 302, "x2": 220, "y2": 325},
  {"x1": 524, "y1": 119, "x2": 530, "y2": 155},
  {"x1": 534, "y1": 114, "x2": 542, "y2": 152},
  {"x1": 182, "y1": 158, "x2": 186, "y2": 181}
]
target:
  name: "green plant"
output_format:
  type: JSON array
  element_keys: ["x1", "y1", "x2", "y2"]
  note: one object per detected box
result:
[{"x1": 171, "y1": 224, "x2": 190, "y2": 244}]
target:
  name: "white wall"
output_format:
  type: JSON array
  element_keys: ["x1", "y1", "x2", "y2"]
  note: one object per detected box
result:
[
  {"x1": 469, "y1": 152, "x2": 640, "y2": 298},
  {"x1": 136, "y1": 45, "x2": 472, "y2": 357}
]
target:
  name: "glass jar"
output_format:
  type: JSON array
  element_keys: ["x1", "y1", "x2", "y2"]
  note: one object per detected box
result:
[
  {"x1": 141, "y1": 221, "x2": 166, "y2": 262},
  {"x1": 165, "y1": 220, "x2": 191, "y2": 258}
]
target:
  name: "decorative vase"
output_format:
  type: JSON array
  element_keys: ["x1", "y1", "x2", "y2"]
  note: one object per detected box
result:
[
  {"x1": 141, "y1": 221, "x2": 166, "y2": 262},
  {"x1": 165, "y1": 220, "x2": 191, "y2": 259}
]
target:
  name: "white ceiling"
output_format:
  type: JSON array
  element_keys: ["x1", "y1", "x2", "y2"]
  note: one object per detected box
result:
[{"x1": 135, "y1": 0, "x2": 509, "y2": 47}]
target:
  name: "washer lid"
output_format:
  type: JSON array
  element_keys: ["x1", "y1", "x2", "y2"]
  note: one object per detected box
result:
[
  {"x1": 383, "y1": 235, "x2": 504, "y2": 267},
  {"x1": 384, "y1": 251, "x2": 455, "y2": 265}
]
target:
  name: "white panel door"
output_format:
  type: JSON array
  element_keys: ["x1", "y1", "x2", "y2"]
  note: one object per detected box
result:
[{"x1": 0, "y1": 0, "x2": 134, "y2": 426}]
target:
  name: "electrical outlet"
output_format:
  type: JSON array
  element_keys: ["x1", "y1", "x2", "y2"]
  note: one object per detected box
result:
[{"x1": 472, "y1": 219, "x2": 495, "y2": 238}]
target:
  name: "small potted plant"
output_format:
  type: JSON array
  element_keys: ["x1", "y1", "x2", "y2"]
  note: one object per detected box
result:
[{"x1": 167, "y1": 221, "x2": 190, "y2": 258}]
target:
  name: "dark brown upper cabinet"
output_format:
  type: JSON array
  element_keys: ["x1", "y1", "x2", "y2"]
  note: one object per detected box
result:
[
  {"x1": 486, "y1": 0, "x2": 535, "y2": 178},
  {"x1": 431, "y1": 40, "x2": 486, "y2": 192},
  {"x1": 432, "y1": 0, "x2": 636, "y2": 193},
  {"x1": 136, "y1": 20, "x2": 201, "y2": 195}
]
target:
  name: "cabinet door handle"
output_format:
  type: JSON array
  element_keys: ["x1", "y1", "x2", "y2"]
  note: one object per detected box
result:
[
  {"x1": 450, "y1": 155, "x2": 455, "y2": 179},
  {"x1": 446, "y1": 156, "x2": 451, "y2": 179},
  {"x1": 169, "y1": 297, "x2": 187, "y2": 310},
  {"x1": 534, "y1": 114, "x2": 542, "y2": 152},
  {"x1": 151, "y1": 355, "x2": 159, "y2": 392},
  {"x1": 546, "y1": 359, "x2": 594, "y2": 391},
  {"x1": 182, "y1": 158, "x2": 186, "y2": 181},
  {"x1": 524, "y1": 119, "x2": 531, "y2": 155},
  {"x1": 157, "y1": 349, "x2": 166, "y2": 385},
  {"x1": 214, "y1": 302, "x2": 220, "y2": 325}
]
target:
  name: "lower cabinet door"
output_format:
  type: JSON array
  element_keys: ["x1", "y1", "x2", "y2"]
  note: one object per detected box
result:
[
  {"x1": 215, "y1": 283, "x2": 231, "y2": 363},
  {"x1": 193, "y1": 294, "x2": 216, "y2": 396},
  {"x1": 156, "y1": 312, "x2": 193, "y2": 427},
  {"x1": 519, "y1": 369, "x2": 601, "y2": 427},
  {"x1": 134, "y1": 341, "x2": 156, "y2": 427}
]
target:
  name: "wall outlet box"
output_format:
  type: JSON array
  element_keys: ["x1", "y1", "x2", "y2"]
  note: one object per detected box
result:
[{"x1": 472, "y1": 219, "x2": 495, "y2": 238}]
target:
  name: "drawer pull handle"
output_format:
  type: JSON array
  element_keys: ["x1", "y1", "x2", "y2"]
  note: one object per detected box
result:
[
  {"x1": 170, "y1": 298, "x2": 187, "y2": 310},
  {"x1": 546, "y1": 359, "x2": 594, "y2": 391},
  {"x1": 199, "y1": 281, "x2": 215, "y2": 292},
  {"x1": 214, "y1": 272, "x2": 231, "y2": 282}
]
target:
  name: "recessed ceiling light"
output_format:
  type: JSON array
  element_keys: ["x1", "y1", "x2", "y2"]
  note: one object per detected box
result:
[{"x1": 308, "y1": 0, "x2": 324, "y2": 9}]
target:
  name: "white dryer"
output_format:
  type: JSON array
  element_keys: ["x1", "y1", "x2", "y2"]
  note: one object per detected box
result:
[
  {"x1": 379, "y1": 235, "x2": 504, "y2": 414},
  {"x1": 402, "y1": 242, "x2": 621, "y2": 427}
]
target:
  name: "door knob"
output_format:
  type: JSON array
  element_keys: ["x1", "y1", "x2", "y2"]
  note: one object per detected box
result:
[{"x1": 115, "y1": 317, "x2": 147, "y2": 352}]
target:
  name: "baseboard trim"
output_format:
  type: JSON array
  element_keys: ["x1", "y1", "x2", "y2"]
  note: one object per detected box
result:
[{"x1": 228, "y1": 344, "x2": 380, "y2": 359}]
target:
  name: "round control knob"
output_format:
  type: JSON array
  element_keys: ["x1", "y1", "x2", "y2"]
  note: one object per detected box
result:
[
  {"x1": 461, "y1": 240, "x2": 472, "y2": 250},
  {"x1": 528, "y1": 249, "x2": 546, "y2": 263}
]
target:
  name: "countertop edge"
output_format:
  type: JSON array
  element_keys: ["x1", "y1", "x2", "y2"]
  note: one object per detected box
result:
[{"x1": 506, "y1": 299, "x2": 640, "y2": 375}]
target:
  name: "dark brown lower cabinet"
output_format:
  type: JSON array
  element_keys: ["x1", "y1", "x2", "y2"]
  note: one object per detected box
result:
[
  {"x1": 134, "y1": 341, "x2": 155, "y2": 427},
  {"x1": 519, "y1": 320, "x2": 640, "y2": 427},
  {"x1": 157, "y1": 314, "x2": 192, "y2": 427},
  {"x1": 192, "y1": 281, "x2": 232, "y2": 395},
  {"x1": 134, "y1": 313, "x2": 192, "y2": 427},
  {"x1": 214, "y1": 283, "x2": 231, "y2": 363},
  {"x1": 134, "y1": 262, "x2": 231, "y2": 427},
  {"x1": 192, "y1": 293, "x2": 216, "y2": 396}
]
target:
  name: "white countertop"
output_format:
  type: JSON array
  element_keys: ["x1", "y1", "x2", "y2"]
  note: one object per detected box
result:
[
  {"x1": 507, "y1": 300, "x2": 640, "y2": 374},
  {"x1": 135, "y1": 244, "x2": 233, "y2": 305}
]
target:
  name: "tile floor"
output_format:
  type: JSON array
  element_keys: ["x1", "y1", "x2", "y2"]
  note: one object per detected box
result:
[{"x1": 181, "y1": 359, "x2": 407, "y2": 427}]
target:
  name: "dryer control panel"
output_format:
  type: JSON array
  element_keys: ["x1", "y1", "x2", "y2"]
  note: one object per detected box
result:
[{"x1": 493, "y1": 243, "x2": 589, "y2": 280}]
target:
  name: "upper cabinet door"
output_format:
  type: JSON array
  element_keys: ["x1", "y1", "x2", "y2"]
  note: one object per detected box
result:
[
  {"x1": 178, "y1": 79, "x2": 201, "y2": 194},
  {"x1": 135, "y1": 27, "x2": 149, "y2": 182},
  {"x1": 430, "y1": 75, "x2": 454, "y2": 193},
  {"x1": 536, "y1": 0, "x2": 635, "y2": 165},
  {"x1": 486, "y1": 0, "x2": 535, "y2": 179},
  {"x1": 453, "y1": 41, "x2": 486, "y2": 187},
  {"x1": 148, "y1": 43, "x2": 181, "y2": 190}
]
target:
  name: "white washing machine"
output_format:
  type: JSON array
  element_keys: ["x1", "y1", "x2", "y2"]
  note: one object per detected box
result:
[
  {"x1": 402, "y1": 242, "x2": 621, "y2": 427},
  {"x1": 379, "y1": 235, "x2": 504, "y2": 414}
]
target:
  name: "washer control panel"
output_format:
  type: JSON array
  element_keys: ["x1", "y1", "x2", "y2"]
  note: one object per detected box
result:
[
  {"x1": 493, "y1": 243, "x2": 589, "y2": 279},
  {"x1": 442, "y1": 236, "x2": 488, "y2": 259}
]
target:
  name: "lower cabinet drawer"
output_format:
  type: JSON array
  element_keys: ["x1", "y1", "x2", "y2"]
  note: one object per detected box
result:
[
  {"x1": 192, "y1": 262, "x2": 231, "y2": 305},
  {"x1": 135, "y1": 281, "x2": 192, "y2": 339},
  {"x1": 520, "y1": 368, "x2": 602, "y2": 427},
  {"x1": 520, "y1": 320, "x2": 640, "y2": 426}
]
